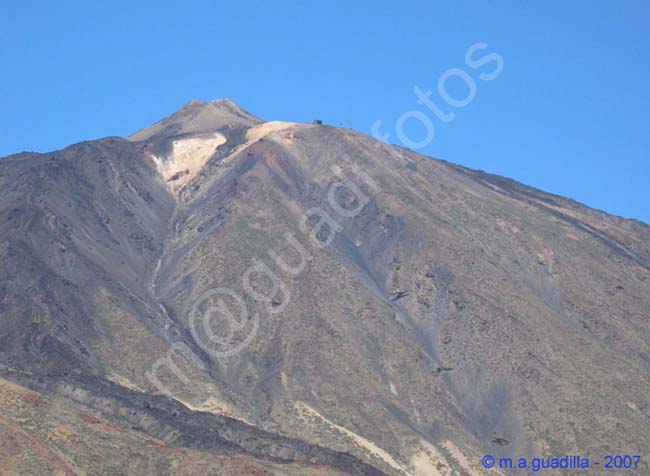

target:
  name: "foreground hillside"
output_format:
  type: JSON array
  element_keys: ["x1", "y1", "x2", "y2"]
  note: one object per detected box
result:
[{"x1": 0, "y1": 377, "x2": 350, "y2": 476}]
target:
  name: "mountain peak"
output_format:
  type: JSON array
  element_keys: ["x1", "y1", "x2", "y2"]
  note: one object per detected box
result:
[
  {"x1": 182, "y1": 98, "x2": 255, "y2": 117},
  {"x1": 129, "y1": 98, "x2": 262, "y2": 142},
  {"x1": 210, "y1": 97, "x2": 249, "y2": 113}
]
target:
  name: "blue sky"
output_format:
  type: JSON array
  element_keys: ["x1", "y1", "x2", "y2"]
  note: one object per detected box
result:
[{"x1": 1, "y1": 0, "x2": 648, "y2": 222}]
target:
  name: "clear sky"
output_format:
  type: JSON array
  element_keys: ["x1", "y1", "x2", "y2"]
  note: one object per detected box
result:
[{"x1": 1, "y1": 1, "x2": 648, "y2": 223}]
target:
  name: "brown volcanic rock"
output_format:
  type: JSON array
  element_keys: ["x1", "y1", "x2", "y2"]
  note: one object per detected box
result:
[
  {"x1": 0, "y1": 376, "x2": 351, "y2": 476},
  {"x1": 0, "y1": 99, "x2": 648, "y2": 475}
]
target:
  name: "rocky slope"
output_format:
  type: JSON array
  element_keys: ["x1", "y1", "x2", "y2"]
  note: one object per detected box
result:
[{"x1": 0, "y1": 99, "x2": 648, "y2": 475}]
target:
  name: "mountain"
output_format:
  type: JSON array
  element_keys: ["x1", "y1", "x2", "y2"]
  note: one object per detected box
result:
[{"x1": 1, "y1": 99, "x2": 648, "y2": 476}]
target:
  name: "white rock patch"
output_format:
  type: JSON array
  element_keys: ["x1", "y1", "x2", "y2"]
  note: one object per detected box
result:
[
  {"x1": 294, "y1": 401, "x2": 407, "y2": 474},
  {"x1": 410, "y1": 440, "x2": 448, "y2": 476},
  {"x1": 245, "y1": 121, "x2": 302, "y2": 143},
  {"x1": 151, "y1": 131, "x2": 226, "y2": 193}
]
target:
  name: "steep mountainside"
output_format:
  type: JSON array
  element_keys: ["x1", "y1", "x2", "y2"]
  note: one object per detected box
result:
[{"x1": 1, "y1": 99, "x2": 648, "y2": 476}]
